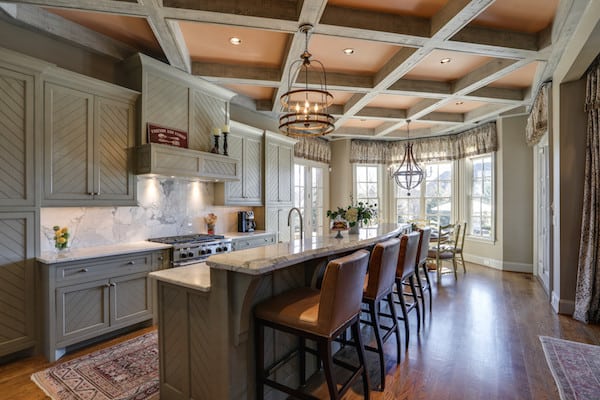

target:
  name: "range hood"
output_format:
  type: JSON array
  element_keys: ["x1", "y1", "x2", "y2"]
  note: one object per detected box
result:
[{"x1": 136, "y1": 143, "x2": 240, "y2": 181}]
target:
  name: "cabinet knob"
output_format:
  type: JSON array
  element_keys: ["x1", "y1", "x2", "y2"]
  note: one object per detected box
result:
[
  {"x1": 79, "y1": 268, "x2": 88, "y2": 273},
  {"x1": 105, "y1": 283, "x2": 111, "y2": 287},
  {"x1": 158, "y1": 256, "x2": 164, "y2": 261},
  {"x1": 88, "y1": 192, "x2": 94, "y2": 196},
  {"x1": 110, "y1": 282, "x2": 116, "y2": 287},
  {"x1": 127, "y1": 261, "x2": 135, "y2": 265}
]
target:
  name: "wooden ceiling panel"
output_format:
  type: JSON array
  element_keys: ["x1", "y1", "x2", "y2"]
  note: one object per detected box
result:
[
  {"x1": 471, "y1": 0, "x2": 558, "y2": 33},
  {"x1": 489, "y1": 61, "x2": 539, "y2": 89},
  {"x1": 403, "y1": 49, "x2": 494, "y2": 82},
  {"x1": 367, "y1": 94, "x2": 422, "y2": 109},
  {"x1": 342, "y1": 119, "x2": 384, "y2": 129},
  {"x1": 224, "y1": 84, "x2": 274, "y2": 101},
  {"x1": 327, "y1": 0, "x2": 449, "y2": 18},
  {"x1": 179, "y1": 21, "x2": 289, "y2": 68},
  {"x1": 329, "y1": 90, "x2": 356, "y2": 105},
  {"x1": 309, "y1": 34, "x2": 401, "y2": 75},
  {"x1": 44, "y1": 8, "x2": 162, "y2": 57},
  {"x1": 436, "y1": 100, "x2": 488, "y2": 113}
]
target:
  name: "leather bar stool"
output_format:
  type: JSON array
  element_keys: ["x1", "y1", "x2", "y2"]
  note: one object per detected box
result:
[
  {"x1": 393, "y1": 232, "x2": 421, "y2": 348},
  {"x1": 414, "y1": 227, "x2": 433, "y2": 324},
  {"x1": 360, "y1": 238, "x2": 401, "y2": 391},
  {"x1": 255, "y1": 250, "x2": 371, "y2": 400}
]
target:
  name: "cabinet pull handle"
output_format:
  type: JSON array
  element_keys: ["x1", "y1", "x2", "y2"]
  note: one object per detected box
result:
[
  {"x1": 158, "y1": 256, "x2": 164, "y2": 261},
  {"x1": 127, "y1": 261, "x2": 135, "y2": 265},
  {"x1": 88, "y1": 192, "x2": 94, "y2": 196},
  {"x1": 110, "y1": 282, "x2": 116, "y2": 287},
  {"x1": 105, "y1": 283, "x2": 111, "y2": 287},
  {"x1": 79, "y1": 268, "x2": 88, "y2": 273}
]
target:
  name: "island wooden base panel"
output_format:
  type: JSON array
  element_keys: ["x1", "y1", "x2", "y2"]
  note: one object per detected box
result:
[{"x1": 3, "y1": 263, "x2": 600, "y2": 399}]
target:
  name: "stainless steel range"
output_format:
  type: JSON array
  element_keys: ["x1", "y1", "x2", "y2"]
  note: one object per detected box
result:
[{"x1": 148, "y1": 234, "x2": 232, "y2": 266}]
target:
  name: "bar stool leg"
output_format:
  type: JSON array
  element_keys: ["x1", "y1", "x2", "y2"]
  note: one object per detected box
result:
[
  {"x1": 318, "y1": 339, "x2": 340, "y2": 400},
  {"x1": 255, "y1": 321, "x2": 265, "y2": 400},
  {"x1": 408, "y1": 275, "x2": 421, "y2": 334},
  {"x1": 368, "y1": 300, "x2": 386, "y2": 390},
  {"x1": 386, "y1": 292, "x2": 402, "y2": 364},
  {"x1": 299, "y1": 337, "x2": 306, "y2": 385},
  {"x1": 422, "y1": 263, "x2": 433, "y2": 317},
  {"x1": 351, "y1": 320, "x2": 371, "y2": 400},
  {"x1": 414, "y1": 271, "x2": 427, "y2": 324},
  {"x1": 396, "y1": 280, "x2": 410, "y2": 349}
]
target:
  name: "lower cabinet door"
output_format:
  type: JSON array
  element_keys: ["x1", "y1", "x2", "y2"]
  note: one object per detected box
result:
[
  {"x1": 56, "y1": 279, "x2": 110, "y2": 345},
  {"x1": 110, "y1": 272, "x2": 152, "y2": 328}
]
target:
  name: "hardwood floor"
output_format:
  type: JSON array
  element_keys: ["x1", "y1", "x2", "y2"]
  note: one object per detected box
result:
[{"x1": 1, "y1": 263, "x2": 599, "y2": 399}]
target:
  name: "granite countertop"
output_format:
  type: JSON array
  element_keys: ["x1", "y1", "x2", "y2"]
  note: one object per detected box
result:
[
  {"x1": 224, "y1": 230, "x2": 273, "y2": 238},
  {"x1": 207, "y1": 223, "x2": 409, "y2": 275},
  {"x1": 37, "y1": 241, "x2": 172, "y2": 264},
  {"x1": 149, "y1": 262, "x2": 210, "y2": 292}
]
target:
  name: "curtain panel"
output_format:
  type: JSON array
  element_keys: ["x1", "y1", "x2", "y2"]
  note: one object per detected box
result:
[
  {"x1": 526, "y1": 82, "x2": 551, "y2": 146},
  {"x1": 350, "y1": 122, "x2": 497, "y2": 164},
  {"x1": 575, "y1": 59, "x2": 600, "y2": 324},
  {"x1": 293, "y1": 137, "x2": 331, "y2": 163}
]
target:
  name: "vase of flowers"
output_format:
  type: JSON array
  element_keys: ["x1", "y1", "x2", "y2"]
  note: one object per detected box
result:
[
  {"x1": 326, "y1": 198, "x2": 377, "y2": 235},
  {"x1": 53, "y1": 225, "x2": 70, "y2": 252},
  {"x1": 204, "y1": 213, "x2": 218, "y2": 234}
]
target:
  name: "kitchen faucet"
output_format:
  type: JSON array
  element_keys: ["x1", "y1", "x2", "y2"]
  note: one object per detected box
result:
[{"x1": 287, "y1": 207, "x2": 304, "y2": 241}]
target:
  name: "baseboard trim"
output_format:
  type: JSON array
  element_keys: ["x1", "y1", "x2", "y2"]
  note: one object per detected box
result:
[
  {"x1": 551, "y1": 291, "x2": 575, "y2": 315},
  {"x1": 464, "y1": 253, "x2": 533, "y2": 273}
]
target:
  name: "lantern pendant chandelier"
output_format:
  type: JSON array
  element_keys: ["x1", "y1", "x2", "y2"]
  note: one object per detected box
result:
[
  {"x1": 279, "y1": 24, "x2": 335, "y2": 137},
  {"x1": 392, "y1": 120, "x2": 424, "y2": 195}
]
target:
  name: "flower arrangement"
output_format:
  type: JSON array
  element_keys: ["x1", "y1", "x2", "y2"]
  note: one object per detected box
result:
[
  {"x1": 204, "y1": 213, "x2": 218, "y2": 234},
  {"x1": 326, "y1": 198, "x2": 377, "y2": 228},
  {"x1": 53, "y1": 225, "x2": 70, "y2": 250}
]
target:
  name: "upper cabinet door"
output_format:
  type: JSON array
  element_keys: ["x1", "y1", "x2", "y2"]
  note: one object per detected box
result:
[
  {"x1": 277, "y1": 145, "x2": 293, "y2": 204},
  {"x1": 0, "y1": 67, "x2": 34, "y2": 207},
  {"x1": 94, "y1": 96, "x2": 135, "y2": 202},
  {"x1": 44, "y1": 82, "x2": 94, "y2": 201},
  {"x1": 243, "y1": 135, "x2": 262, "y2": 202}
]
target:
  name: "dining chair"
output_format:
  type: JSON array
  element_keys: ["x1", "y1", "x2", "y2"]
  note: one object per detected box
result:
[
  {"x1": 427, "y1": 223, "x2": 461, "y2": 280},
  {"x1": 455, "y1": 221, "x2": 467, "y2": 272}
]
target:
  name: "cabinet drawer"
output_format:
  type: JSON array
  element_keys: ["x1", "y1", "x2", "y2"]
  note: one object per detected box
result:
[
  {"x1": 55, "y1": 253, "x2": 152, "y2": 285},
  {"x1": 232, "y1": 235, "x2": 275, "y2": 251}
]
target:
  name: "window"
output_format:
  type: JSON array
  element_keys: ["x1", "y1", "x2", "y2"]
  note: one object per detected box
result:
[
  {"x1": 354, "y1": 165, "x2": 380, "y2": 225},
  {"x1": 394, "y1": 161, "x2": 453, "y2": 226},
  {"x1": 294, "y1": 162, "x2": 327, "y2": 238},
  {"x1": 468, "y1": 154, "x2": 493, "y2": 239}
]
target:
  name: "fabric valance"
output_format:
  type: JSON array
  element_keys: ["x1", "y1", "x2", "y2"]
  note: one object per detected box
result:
[
  {"x1": 293, "y1": 137, "x2": 331, "y2": 163},
  {"x1": 526, "y1": 82, "x2": 551, "y2": 146},
  {"x1": 350, "y1": 122, "x2": 497, "y2": 164}
]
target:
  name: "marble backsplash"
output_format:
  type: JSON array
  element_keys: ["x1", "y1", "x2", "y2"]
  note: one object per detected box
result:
[{"x1": 40, "y1": 177, "x2": 251, "y2": 252}]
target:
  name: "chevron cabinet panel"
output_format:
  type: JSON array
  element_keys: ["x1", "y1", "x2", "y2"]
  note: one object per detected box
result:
[
  {"x1": 0, "y1": 67, "x2": 34, "y2": 206},
  {"x1": 214, "y1": 121, "x2": 263, "y2": 206},
  {"x1": 145, "y1": 72, "x2": 189, "y2": 133},
  {"x1": 43, "y1": 76, "x2": 138, "y2": 206},
  {"x1": 0, "y1": 212, "x2": 35, "y2": 357},
  {"x1": 191, "y1": 89, "x2": 226, "y2": 152},
  {"x1": 265, "y1": 132, "x2": 295, "y2": 205}
]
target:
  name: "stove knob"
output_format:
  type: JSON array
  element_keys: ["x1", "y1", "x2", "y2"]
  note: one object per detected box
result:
[
  {"x1": 200, "y1": 249, "x2": 206, "y2": 255},
  {"x1": 188, "y1": 252, "x2": 194, "y2": 258},
  {"x1": 180, "y1": 253, "x2": 187, "y2": 258},
  {"x1": 206, "y1": 248, "x2": 212, "y2": 254},
  {"x1": 216, "y1": 247, "x2": 222, "y2": 252}
]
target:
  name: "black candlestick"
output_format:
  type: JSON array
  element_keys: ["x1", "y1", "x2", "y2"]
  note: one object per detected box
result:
[
  {"x1": 211, "y1": 135, "x2": 219, "y2": 154},
  {"x1": 223, "y1": 132, "x2": 229, "y2": 156}
]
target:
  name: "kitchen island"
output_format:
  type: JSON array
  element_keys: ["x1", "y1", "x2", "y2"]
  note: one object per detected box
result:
[{"x1": 149, "y1": 223, "x2": 409, "y2": 400}]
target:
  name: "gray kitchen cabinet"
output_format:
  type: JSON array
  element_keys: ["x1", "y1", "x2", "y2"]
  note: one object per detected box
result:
[
  {"x1": 43, "y1": 72, "x2": 138, "y2": 206},
  {"x1": 39, "y1": 249, "x2": 165, "y2": 361},
  {"x1": 215, "y1": 121, "x2": 263, "y2": 206},
  {"x1": 0, "y1": 212, "x2": 35, "y2": 357},
  {"x1": 0, "y1": 66, "x2": 35, "y2": 207},
  {"x1": 265, "y1": 131, "x2": 295, "y2": 205},
  {"x1": 265, "y1": 206, "x2": 292, "y2": 243},
  {"x1": 230, "y1": 233, "x2": 275, "y2": 251}
]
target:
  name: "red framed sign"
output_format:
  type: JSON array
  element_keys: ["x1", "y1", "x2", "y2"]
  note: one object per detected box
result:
[{"x1": 147, "y1": 123, "x2": 188, "y2": 148}]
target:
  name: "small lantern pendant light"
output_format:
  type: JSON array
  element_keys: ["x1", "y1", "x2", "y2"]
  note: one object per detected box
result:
[{"x1": 392, "y1": 120, "x2": 424, "y2": 195}]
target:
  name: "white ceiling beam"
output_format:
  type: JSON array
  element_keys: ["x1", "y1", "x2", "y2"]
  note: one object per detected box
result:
[{"x1": 4, "y1": 0, "x2": 145, "y2": 15}]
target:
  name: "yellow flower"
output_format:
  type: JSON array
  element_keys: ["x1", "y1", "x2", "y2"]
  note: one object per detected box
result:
[
  {"x1": 60, "y1": 227, "x2": 68, "y2": 234},
  {"x1": 57, "y1": 237, "x2": 67, "y2": 244}
]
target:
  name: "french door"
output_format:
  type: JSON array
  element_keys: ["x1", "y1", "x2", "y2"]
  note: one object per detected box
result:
[
  {"x1": 536, "y1": 139, "x2": 551, "y2": 293},
  {"x1": 294, "y1": 161, "x2": 328, "y2": 239}
]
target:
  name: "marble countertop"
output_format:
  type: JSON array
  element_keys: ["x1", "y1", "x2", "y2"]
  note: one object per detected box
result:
[
  {"x1": 224, "y1": 230, "x2": 273, "y2": 238},
  {"x1": 149, "y1": 262, "x2": 210, "y2": 292},
  {"x1": 207, "y1": 223, "x2": 409, "y2": 275},
  {"x1": 37, "y1": 241, "x2": 172, "y2": 264}
]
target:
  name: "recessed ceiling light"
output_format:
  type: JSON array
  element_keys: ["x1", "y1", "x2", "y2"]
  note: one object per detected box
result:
[
  {"x1": 455, "y1": 101, "x2": 464, "y2": 105},
  {"x1": 440, "y1": 58, "x2": 452, "y2": 64},
  {"x1": 229, "y1": 37, "x2": 242, "y2": 45},
  {"x1": 343, "y1": 48, "x2": 355, "y2": 55}
]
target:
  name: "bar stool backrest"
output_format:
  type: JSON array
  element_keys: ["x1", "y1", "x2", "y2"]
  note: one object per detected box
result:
[
  {"x1": 364, "y1": 238, "x2": 401, "y2": 300},
  {"x1": 416, "y1": 227, "x2": 432, "y2": 267},
  {"x1": 318, "y1": 249, "x2": 370, "y2": 336},
  {"x1": 396, "y1": 231, "x2": 421, "y2": 280}
]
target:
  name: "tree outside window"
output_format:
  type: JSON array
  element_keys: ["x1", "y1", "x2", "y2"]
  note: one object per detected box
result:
[{"x1": 469, "y1": 155, "x2": 493, "y2": 239}]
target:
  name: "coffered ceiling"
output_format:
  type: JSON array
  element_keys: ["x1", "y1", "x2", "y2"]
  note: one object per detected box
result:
[{"x1": 0, "y1": 0, "x2": 579, "y2": 140}]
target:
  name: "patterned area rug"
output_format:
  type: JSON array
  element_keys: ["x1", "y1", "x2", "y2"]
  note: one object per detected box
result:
[
  {"x1": 31, "y1": 332, "x2": 159, "y2": 400},
  {"x1": 539, "y1": 336, "x2": 600, "y2": 400}
]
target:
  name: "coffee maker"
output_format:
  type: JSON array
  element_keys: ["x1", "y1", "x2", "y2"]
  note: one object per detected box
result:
[{"x1": 238, "y1": 211, "x2": 256, "y2": 232}]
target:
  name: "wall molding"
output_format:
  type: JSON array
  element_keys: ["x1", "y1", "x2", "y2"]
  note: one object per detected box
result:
[{"x1": 551, "y1": 291, "x2": 575, "y2": 315}]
